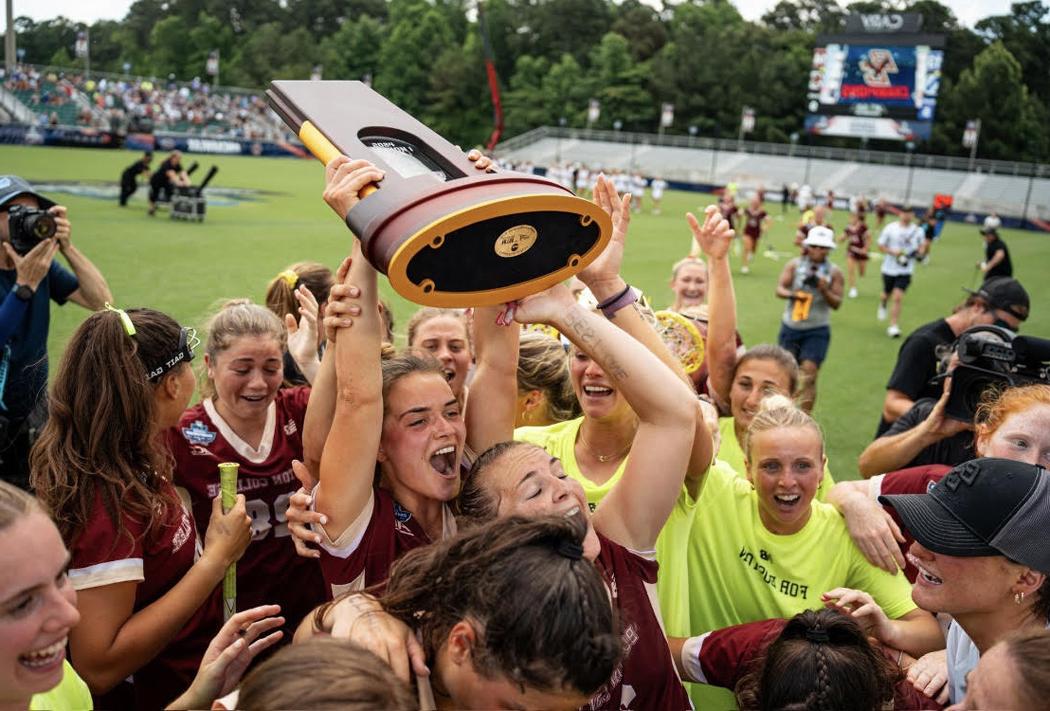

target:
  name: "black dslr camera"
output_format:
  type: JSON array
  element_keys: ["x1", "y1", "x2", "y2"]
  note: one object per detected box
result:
[
  {"x1": 7, "y1": 204, "x2": 57, "y2": 255},
  {"x1": 802, "y1": 266, "x2": 820, "y2": 288},
  {"x1": 944, "y1": 325, "x2": 1050, "y2": 421}
]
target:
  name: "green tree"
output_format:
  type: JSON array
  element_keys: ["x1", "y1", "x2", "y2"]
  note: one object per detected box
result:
[
  {"x1": 611, "y1": 0, "x2": 667, "y2": 61},
  {"x1": 541, "y1": 53, "x2": 590, "y2": 126},
  {"x1": 374, "y1": 0, "x2": 454, "y2": 117},
  {"x1": 149, "y1": 15, "x2": 193, "y2": 78},
  {"x1": 319, "y1": 15, "x2": 385, "y2": 81},
  {"x1": 934, "y1": 42, "x2": 1048, "y2": 160},
  {"x1": 975, "y1": 1, "x2": 1050, "y2": 104},
  {"x1": 426, "y1": 33, "x2": 492, "y2": 147},
  {"x1": 503, "y1": 54, "x2": 553, "y2": 135},
  {"x1": 763, "y1": 0, "x2": 846, "y2": 33},
  {"x1": 587, "y1": 32, "x2": 654, "y2": 131}
]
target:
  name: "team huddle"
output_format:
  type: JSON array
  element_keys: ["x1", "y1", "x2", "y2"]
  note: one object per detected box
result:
[{"x1": 1, "y1": 149, "x2": 1048, "y2": 711}]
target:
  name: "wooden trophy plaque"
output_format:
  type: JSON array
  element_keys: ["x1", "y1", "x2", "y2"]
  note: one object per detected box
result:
[{"x1": 267, "y1": 80, "x2": 611, "y2": 307}]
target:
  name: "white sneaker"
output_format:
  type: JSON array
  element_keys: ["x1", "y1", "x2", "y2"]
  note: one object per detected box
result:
[
  {"x1": 848, "y1": 287, "x2": 858, "y2": 298},
  {"x1": 877, "y1": 305, "x2": 887, "y2": 321},
  {"x1": 741, "y1": 265, "x2": 750, "y2": 274},
  {"x1": 887, "y1": 324, "x2": 901, "y2": 338}
]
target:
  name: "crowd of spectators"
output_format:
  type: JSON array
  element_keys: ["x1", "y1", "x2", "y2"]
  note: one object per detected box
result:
[{"x1": 1, "y1": 64, "x2": 287, "y2": 140}]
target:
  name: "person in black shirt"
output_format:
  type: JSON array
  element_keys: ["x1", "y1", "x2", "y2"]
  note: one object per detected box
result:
[
  {"x1": 147, "y1": 150, "x2": 190, "y2": 215},
  {"x1": 118, "y1": 151, "x2": 152, "y2": 207},
  {"x1": 875, "y1": 277, "x2": 1030, "y2": 436},
  {"x1": 979, "y1": 227, "x2": 1012, "y2": 279}
]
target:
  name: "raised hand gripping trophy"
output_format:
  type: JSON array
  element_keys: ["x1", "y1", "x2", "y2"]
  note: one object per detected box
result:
[{"x1": 267, "y1": 80, "x2": 611, "y2": 307}]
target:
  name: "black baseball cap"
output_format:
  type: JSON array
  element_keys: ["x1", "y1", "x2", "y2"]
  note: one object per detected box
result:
[
  {"x1": 0, "y1": 175, "x2": 56, "y2": 210},
  {"x1": 979, "y1": 226, "x2": 998, "y2": 236},
  {"x1": 880, "y1": 458, "x2": 1050, "y2": 573},
  {"x1": 964, "y1": 276, "x2": 1030, "y2": 322}
]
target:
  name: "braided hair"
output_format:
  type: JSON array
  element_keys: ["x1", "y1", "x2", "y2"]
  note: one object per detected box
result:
[{"x1": 734, "y1": 609, "x2": 898, "y2": 711}]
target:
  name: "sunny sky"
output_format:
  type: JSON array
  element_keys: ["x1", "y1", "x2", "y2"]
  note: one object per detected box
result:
[{"x1": 6, "y1": 0, "x2": 1019, "y2": 29}]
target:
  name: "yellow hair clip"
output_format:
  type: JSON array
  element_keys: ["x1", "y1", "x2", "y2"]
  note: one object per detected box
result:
[
  {"x1": 104, "y1": 303, "x2": 136, "y2": 337},
  {"x1": 278, "y1": 270, "x2": 299, "y2": 289}
]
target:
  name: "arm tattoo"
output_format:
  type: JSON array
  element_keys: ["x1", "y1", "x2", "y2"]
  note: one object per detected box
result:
[{"x1": 565, "y1": 309, "x2": 629, "y2": 381}]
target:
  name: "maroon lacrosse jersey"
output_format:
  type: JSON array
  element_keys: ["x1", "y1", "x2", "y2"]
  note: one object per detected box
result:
[
  {"x1": 719, "y1": 201, "x2": 739, "y2": 230},
  {"x1": 873, "y1": 465, "x2": 950, "y2": 583},
  {"x1": 316, "y1": 485, "x2": 456, "y2": 597},
  {"x1": 844, "y1": 222, "x2": 870, "y2": 259},
  {"x1": 68, "y1": 483, "x2": 219, "y2": 710},
  {"x1": 584, "y1": 533, "x2": 691, "y2": 710},
  {"x1": 169, "y1": 386, "x2": 326, "y2": 634},
  {"x1": 691, "y1": 618, "x2": 943, "y2": 709},
  {"x1": 743, "y1": 207, "x2": 767, "y2": 239}
]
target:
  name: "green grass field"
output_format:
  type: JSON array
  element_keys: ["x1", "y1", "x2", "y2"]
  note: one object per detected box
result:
[{"x1": 3, "y1": 144, "x2": 1048, "y2": 479}]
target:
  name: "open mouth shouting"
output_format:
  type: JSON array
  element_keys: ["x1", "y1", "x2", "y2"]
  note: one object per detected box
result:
[
  {"x1": 907, "y1": 554, "x2": 944, "y2": 586},
  {"x1": 582, "y1": 384, "x2": 616, "y2": 400},
  {"x1": 441, "y1": 368, "x2": 456, "y2": 384},
  {"x1": 772, "y1": 492, "x2": 802, "y2": 513},
  {"x1": 19, "y1": 637, "x2": 67, "y2": 673},
  {"x1": 429, "y1": 445, "x2": 458, "y2": 477}
]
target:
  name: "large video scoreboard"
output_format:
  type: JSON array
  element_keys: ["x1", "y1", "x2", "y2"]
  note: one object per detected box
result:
[{"x1": 804, "y1": 14, "x2": 945, "y2": 142}]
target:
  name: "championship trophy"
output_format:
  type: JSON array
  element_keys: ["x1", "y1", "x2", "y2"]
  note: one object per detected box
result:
[{"x1": 267, "y1": 80, "x2": 611, "y2": 307}]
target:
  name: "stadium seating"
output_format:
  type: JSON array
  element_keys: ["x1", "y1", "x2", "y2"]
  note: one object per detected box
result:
[
  {"x1": 497, "y1": 135, "x2": 1050, "y2": 220},
  {"x1": 1, "y1": 64, "x2": 289, "y2": 141}
]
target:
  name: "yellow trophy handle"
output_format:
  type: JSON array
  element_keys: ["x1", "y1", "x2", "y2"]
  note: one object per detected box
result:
[{"x1": 299, "y1": 120, "x2": 378, "y2": 198}]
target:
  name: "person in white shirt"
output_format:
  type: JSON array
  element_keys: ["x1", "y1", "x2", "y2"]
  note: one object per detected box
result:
[
  {"x1": 650, "y1": 177, "x2": 668, "y2": 215},
  {"x1": 630, "y1": 174, "x2": 646, "y2": 213},
  {"x1": 877, "y1": 205, "x2": 925, "y2": 338}
]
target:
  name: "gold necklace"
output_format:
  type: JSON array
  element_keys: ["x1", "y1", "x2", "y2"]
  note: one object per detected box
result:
[{"x1": 578, "y1": 432, "x2": 631, "y2": 463}]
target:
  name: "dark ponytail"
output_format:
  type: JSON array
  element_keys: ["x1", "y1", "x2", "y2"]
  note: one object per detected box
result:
[{"x1": 31, "y1": 308, "x2": 185, "y2": 547}]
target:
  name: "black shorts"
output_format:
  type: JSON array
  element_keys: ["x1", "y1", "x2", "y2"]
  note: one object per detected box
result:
[{"x1": 882, "y1": 273, "x2": 912, "y2": 294}]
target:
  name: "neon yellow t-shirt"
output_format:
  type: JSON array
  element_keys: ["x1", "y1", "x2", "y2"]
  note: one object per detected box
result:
[
  {"x1": 30, "y1": 661, "x2": 93, "y2": 710},
  {"x1": 654, "y1": 486, "x2": 700, "y2": 639},
  {"x1": 686, "y1": 462, "x2": 917, "y2": 708},
  {"x1": 515, "y1": 417, "x2": 628, "y2": 511},
  {"x1": 515, "y1": 418, "x2": 699, "y2": 639},
  {"x1": 717, "y1": 416, "x2": 835, "y2": 501}
]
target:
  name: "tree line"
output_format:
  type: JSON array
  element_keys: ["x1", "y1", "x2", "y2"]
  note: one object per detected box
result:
[{"x1": 12, "y1": 0, "x2": 1050, "y2": 162}]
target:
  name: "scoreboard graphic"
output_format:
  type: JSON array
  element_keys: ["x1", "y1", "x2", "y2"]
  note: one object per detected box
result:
[{"x1": 805, "y1": 43, "x2": 943, "y2": 141}]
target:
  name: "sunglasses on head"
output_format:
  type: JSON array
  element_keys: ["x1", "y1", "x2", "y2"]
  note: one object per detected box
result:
[{"x1": 147, "y1": 327, "x2": 200, "y2": 381}]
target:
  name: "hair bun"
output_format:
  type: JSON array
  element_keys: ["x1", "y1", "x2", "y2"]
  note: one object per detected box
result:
[{"x1": 758, "y1": 392, "x2": 795, "y2": 413}]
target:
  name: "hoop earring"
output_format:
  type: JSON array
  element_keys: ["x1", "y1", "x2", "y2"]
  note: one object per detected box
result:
[{"x1": 1015, "y1": 591, "x2": 1026, "y2": 605}]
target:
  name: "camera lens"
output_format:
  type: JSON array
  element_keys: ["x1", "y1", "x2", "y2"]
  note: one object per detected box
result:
[{"x1": 28, "y1": 214, "x2": 57, "y2": 240}]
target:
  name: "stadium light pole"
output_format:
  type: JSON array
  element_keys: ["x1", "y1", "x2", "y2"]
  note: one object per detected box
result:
[
  {"x1": 555, "y1": 116, "x2": 566, "y2": 164},
  {"x1": 904, "y1": 141, "x2": 916, "y2": 205},
  {"x1": 4, "y1": 0, "x2": 14, "y2": 72}
]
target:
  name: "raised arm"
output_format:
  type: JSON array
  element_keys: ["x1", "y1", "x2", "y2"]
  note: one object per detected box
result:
[
  {"x1": 515, "y1": 285, "x2": 696, "y2": 551},
  {"x1": 465, "y1": 305, "x2": 519, "y2": 454},
  {"x1": 312, "y1": 157, "x2": 387, "y2": 538},
  {"x1": 688, "y1": 206, "x2": 737, "y2": 408},
  {"x1": 302, "y1": 258, "x2": 355, "y2": 474},
  {"x1": 50, "y1": 205, "x2": 113, "y2": 310},
  {"x1": 859, "y1": 397, "x2": 965, "y2": 478},
  {"x1": 580, "y1": 176, "x2": 714, "y2": 497}
]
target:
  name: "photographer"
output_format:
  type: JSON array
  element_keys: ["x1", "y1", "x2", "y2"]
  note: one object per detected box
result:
[
  {"x1": 147, "y1": 150, "x2": 190, "y2": 216},
  {"x1": 775, "y1": 226, "x2": 844, "y2": 412},
  {"x1": 875, "y1": 277, "x2": 1030, "y2": 436},
  {"x1": 876, "y1": 205, "x2": 925, "y2": 338},
  {"x1": 856, "y1": 328, "x2": 1014, "y2": 477},
  {"x1": 118, "y1": 150, "x2": 153, "y2": 207},
  {"x1": 0, "y1": 176, "x2": 112, "y2": 490}
]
